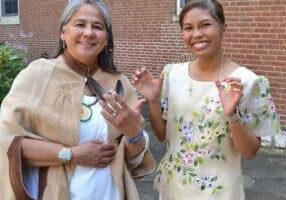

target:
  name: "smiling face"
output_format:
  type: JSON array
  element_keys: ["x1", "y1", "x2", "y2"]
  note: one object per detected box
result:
[
  {"x1": 181, "y1": 8, "x2": 225, "y2": 59},
  {"x1": 61, "y1": 4, "x2": 107, "y2": 66}
]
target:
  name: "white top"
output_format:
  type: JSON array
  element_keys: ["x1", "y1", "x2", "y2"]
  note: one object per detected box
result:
[
  {"x1": 154, "y1": 62, "x2": 281, "y2": 200},
  {"x1": 23, "y1": 95, "x2": 148, "y2": 199},
  {"x1": 70, "y1": 95, "x2": 119, "y2": 200}
]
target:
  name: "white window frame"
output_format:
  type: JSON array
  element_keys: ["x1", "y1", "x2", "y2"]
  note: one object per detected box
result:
[
  {"x1": 0, "y1": 0, "x2": 20, "y2": 25},
  {"x1": 172, "y1": 0, "x2": 187, "y2": 21}
]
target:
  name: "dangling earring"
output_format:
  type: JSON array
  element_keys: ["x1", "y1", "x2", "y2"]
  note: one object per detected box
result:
[{"x1": 62, "y1": 40, "x2": 66, "y2": 49}]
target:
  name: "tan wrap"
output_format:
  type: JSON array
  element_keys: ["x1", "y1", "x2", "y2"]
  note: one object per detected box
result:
[{"x1": 0, "y1": 56, "x2": 156, "y2": 200}]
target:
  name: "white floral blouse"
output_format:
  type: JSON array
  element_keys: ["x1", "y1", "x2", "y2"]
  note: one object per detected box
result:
[{"x1": 154, "y1": 62, "x2": 281, "y2": 200}]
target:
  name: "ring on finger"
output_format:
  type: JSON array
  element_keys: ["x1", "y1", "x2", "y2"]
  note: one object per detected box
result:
[{"x1": 112, "y1": 112, "x2": 118, "y2": 117}]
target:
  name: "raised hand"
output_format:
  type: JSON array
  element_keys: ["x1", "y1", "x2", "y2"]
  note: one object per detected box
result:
[
  {"x1": 71, "y1": 141, "x2": 116, "y2": 168},
  {"x1": 215, "y1": 77, "x2": 243, "y2": 117},
  {"x1": 99, "y1": 91, "x2": 145, "y2": 138},
  {"x1": 131, "y1": 67, "x2": 164, "y2": 103}
]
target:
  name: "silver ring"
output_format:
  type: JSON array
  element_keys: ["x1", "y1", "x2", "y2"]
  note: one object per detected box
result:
[{"x1": 112, "y1": 112, "x2": 118, "y2": 117}]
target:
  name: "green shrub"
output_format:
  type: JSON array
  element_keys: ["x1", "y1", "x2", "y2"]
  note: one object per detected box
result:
[{"x1": 0, "y1": 43, "x2": 27, "y2": 104}]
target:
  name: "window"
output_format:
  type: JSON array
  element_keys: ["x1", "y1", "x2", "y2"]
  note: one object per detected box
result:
[
  {"x1": 0, "y1": 0, "x2": 20, "y2": 25},
  {"x1": 176, "y1": 0, "x2": 186, "y2": 16},
  {"x1": 173, "y1": 0, "x2": 187, "y2": 21}
]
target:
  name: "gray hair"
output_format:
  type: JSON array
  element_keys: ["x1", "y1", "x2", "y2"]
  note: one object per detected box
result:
[
  {"x1": 61, "y1": 0, "x2": 112, "y2": 30},
  {"x1": 53, "y1": 0, "x2": 119, "y2": 74}
]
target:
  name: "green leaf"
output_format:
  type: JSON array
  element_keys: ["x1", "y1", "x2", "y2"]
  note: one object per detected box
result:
[
  {"x1": 0, "y1": 43, "x2": 26, "y2": 104},
  {"x1": 201, "y1": 184, "x2": 206, "y2": 190},
  {"x1": 179, "y1": 116, "x2": 184, "y2": 124}
]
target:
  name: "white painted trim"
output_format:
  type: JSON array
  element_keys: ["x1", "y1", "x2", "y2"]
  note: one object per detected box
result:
[
  {"x1": 173, "y1": 0, "x2": 186, "y2": 22},
  {"x1": 0, "y1": 0, "x2": 20, "y2": 25}
]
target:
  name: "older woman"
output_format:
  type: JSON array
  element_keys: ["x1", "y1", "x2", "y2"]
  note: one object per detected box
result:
[
  {"x1": 0, "y1": 0, "x2": 155, "y2": 199},
  {"x1": 132, "y1": 0, "x2": 280, "y2": 199}
]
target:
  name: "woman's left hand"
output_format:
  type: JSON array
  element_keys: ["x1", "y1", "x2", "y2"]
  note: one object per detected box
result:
[
  {"x1": 215, "y1": 77, "x2": 243, "y2": 117},
  {"x1": 99, "y1": 91, "x2": 145, "y2": 137}
]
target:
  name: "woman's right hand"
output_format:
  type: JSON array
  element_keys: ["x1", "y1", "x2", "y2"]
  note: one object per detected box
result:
[
  {"x1": 71, "y1": 141, "x2": 116, "y2": 168},
  {"x1": 131, "y1": 67, "x2": 164, "y2": 103}
]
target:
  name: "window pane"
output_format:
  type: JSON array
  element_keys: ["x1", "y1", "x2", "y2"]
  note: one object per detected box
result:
[
  {"x1": 180, "y1": 0, "x2": 185, "y2": 8},
  {"x1": 1, "y1": 0, "x2": 18, "y2": 17}
]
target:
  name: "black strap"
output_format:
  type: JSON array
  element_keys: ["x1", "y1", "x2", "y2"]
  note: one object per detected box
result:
[{"x1": 86, "y1": 76, "x2": 124, "y2": 99}]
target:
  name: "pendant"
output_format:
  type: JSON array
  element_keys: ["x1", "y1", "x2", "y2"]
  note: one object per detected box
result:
[
  {"x1": 81, "y1": 103, "x2": 92, "y2": 122},
  {"x1": 80, "y1": 97, "x2": 98, "y2": 122}
]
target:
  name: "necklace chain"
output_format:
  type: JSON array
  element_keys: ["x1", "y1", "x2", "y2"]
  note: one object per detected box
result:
[{"x1": 190, "y1": 57, "x2": 225, "y2": 81}]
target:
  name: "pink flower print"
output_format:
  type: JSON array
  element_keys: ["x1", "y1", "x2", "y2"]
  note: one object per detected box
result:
[
  {"x1": 182, "y1": 152, "x2": 197, "y2": 166},
  {"x1": 205, "y1": 107, "x2": 212, "y2": 114}
]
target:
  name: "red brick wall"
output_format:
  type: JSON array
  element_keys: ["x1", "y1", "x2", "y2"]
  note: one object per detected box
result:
[
  {"x1": 105, "y1": 0, "x2": 286, "y2": 129},
  {"x1": 0, "y1": 0, "x2": 67, "y2": 59},
  {"x1": 0, "y1": 0, "x2": 285, "y2": 129}
]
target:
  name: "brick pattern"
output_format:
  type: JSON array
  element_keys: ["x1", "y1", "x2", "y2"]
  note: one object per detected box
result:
[
  {"x1": 0, "y1": 0, "x2": 285, "y2": 129},
  {"x1": 0, "y1": 0, "x2": 66, "y2": 59},
  {"x1": 106, "y1": 0, "x2": 286, "y2": 129},
  {"x1": 220, "y1": 0, "x2": 286, "y2": 128}
]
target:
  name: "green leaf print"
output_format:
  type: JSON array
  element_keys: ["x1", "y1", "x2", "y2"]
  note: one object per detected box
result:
[
  {"x1": 210, "y1": 176, "x2": 218, "y2": 181},
  {"x1": 169, "y1": 154, "x2": 173, "y2": 162},
  {"x1": 179, "y1": 116, "x2": 184, "y2": 124},
  {"x1": 200, "y1": 143, "x2": 208, "y2": 149},
  {"x1": 198, "y1": 125, "x2": 204, "y2": 132},
  {"x1": 212, "y1": 121, "x2": 220, "y2": 130},
  {"x1": 207, "y1": 121, "x2": 213, "y2": 128},
  {"x1": 192, "y1": 111, "x2": 200, "y2": 117},
  {"x1": 201, "y1": 183, "x2": 206, "y2": 190}
]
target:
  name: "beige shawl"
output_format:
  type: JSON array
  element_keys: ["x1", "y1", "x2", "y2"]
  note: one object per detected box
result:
[{"x1": 0, "y1": 56, "x2": 155, "y2": 200}]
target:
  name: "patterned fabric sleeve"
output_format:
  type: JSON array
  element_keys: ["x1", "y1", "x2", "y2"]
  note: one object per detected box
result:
[
  {"x1": 161, "y1": 64, "x2": 173, "y2": 120},
  {"x1": 239, "y1": 76, "x2": 281, "y2": 137}
]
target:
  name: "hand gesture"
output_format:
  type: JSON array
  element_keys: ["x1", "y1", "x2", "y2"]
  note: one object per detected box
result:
[
  {"x1": 215, "y1": 77, "x2": 243, "y2": 117},
  {"x1": 100, "y1": 92, "x2": 145, "y2": 137},
  {"x1": 131, "y1": 67, "x2": 164, "y2": 103},
  {"x1": 71, "y1": 141, "x2": 115, "y2": 168}
]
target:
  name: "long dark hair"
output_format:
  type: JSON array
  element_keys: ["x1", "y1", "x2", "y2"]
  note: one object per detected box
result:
[{"x1": 53, "y1": 0, "x2": 119, "y2": 74}]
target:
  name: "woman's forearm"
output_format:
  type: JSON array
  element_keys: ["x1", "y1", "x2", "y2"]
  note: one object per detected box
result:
[
  {"x1": 21, "y1": 138, "x2": 63, "y2": 167},
  {"x1": 148, "y1": 100, "x2": 166, "y2": 141},
  {"x1": 229, "y1": 122, "x2": 261, "y2": 160},
  {"x1": 125, "y1": 138, "x2": 145, "y2": 159}
]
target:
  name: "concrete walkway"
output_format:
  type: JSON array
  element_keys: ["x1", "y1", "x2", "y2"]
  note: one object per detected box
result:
[{"x1": 136, "y1": 104, "x2": 286, "y2": 200}]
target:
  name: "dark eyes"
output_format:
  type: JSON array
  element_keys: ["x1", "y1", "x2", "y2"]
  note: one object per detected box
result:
[
  {"x1": 183, "y1": 23, "x2": 211, "y2": 31},
  {"x1": 202, "y1": 23, "x2": 211, "y2": 27},
  {"x1": 183, "y1": 26, "x2": 193, "y2": 31},
  {"x1": 75, "y1": 23, "x2": 104, "y2": 30},
  {"x1": 75, "y1": 23, "x2": 84, "y2": 27},
  {"x1": 93, "y1": 25, "x2": 104, "y2": 30}
]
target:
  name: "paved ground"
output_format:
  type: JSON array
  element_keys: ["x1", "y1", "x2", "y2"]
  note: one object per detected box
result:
[{"x1": 136, "y1": 104, "x2": 286, "y2": 200}]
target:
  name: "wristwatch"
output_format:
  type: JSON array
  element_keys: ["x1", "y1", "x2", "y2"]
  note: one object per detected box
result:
[
  {"x1": 58, "y1": 147, "x2": 72, "y2": 164},
  {"x1": 226, "y1": 108, "x2": 241, "y2": 123}
]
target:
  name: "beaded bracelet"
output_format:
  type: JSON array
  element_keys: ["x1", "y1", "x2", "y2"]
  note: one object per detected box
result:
[{"x1": 127, "y1": 129, "x2": 144, "y2": 144}]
